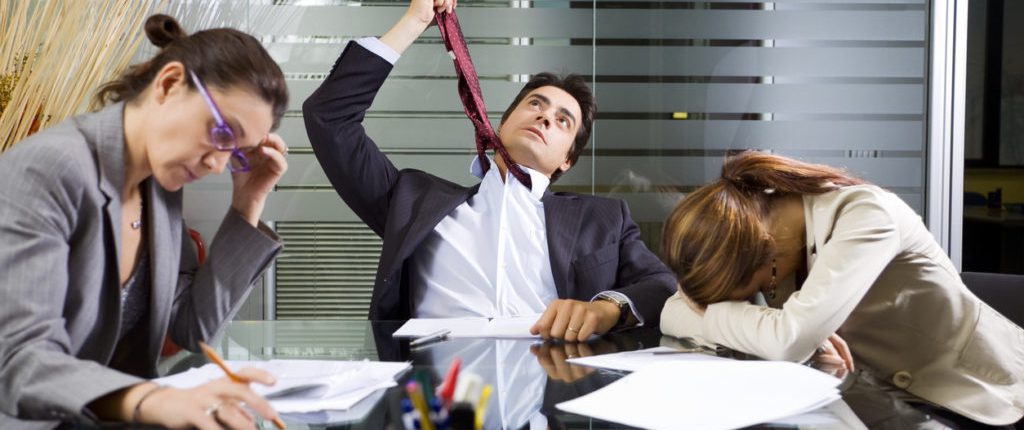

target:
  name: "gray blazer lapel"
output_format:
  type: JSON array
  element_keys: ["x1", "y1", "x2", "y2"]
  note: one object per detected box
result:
[
  {"x1": 81, "y1": 103, "x2": 128, "y2": 265},
  {"x1": 76, "y1": 103, "x2": 128, "y2": 362},
  {"x1": 145, "y1": 180, "x2": 181, "y2": 362},
  {"x1": 543, "y1": 193, "x2": 582, "y2": 299}
]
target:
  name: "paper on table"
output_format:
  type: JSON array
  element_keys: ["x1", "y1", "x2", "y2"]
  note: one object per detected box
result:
[
  {"x1": 567, "y1": 346, "x2": 729, "y2": 372},
  {"x1": 278, "y1": 388, "x2": 389, "y2": 425},
  {"x1": 392, "y1": 318, "x2": 487, "y2": 337},
  {"x1": 393, "y1": 315, "x2": 541, "y2": 338},
  {"x1": 155, "y1": 360, "x2": 410, "y2": 413},
  {"x1": 556, "y1": 360, "x2": 842, "y2": 430}
]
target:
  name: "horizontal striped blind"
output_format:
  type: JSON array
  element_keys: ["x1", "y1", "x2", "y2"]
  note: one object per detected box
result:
[{"x1": 274, "y1": 222, "x2": 381, "y2": 319}]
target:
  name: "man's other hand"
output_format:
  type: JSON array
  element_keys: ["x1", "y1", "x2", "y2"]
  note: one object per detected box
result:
[{"x1": 530, "y1": 299, "x2": 619, "y2": 342}]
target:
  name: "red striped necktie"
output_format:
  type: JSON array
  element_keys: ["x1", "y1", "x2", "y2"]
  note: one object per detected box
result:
[{"x1": 435, "y1": 10, "x2": 533, "y2": 190}]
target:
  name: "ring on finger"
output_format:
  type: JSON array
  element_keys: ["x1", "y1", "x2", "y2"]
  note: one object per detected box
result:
[
  {"x1": 567, "y1": 326, "x2": 580, "y2": 333},
  {"x1": 204, "y1": 402, "x2": 223, "y2": 417}
]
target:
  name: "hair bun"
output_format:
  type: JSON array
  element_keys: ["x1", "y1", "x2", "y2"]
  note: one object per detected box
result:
[{"x1": 144, "y1": 14, "x2": 187, "y2": 48}]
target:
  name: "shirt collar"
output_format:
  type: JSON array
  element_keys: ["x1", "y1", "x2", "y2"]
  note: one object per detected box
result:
[{"x1": 470, "y1": 155, "x2": 550, "y2": 199}]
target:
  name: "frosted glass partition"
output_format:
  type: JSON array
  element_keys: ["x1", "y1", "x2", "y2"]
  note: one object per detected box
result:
[{"x1": 173, "y1": 0, "x2": 929, "y2": 319}]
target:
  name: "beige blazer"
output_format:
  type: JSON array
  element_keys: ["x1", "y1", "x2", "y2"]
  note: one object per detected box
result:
[
  {"x1": 661, "y1": 185, "x2": 1024, "y2": 425},
  {"x1": 0, "y1": 103, "x2": 283, "y2": 429}
]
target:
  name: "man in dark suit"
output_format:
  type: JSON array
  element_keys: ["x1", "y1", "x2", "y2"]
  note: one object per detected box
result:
[{"x1": 303, "y1": 0, "x2": 675, "y2": 341}]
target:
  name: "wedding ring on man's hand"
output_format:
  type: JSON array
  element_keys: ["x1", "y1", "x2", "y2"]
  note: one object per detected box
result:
[
  {"x1": 567, "y1": 326, "x2": 580, "y2": 333},
  {"x1": 204, "y1": 402, "x2": 223, "y2": 417}
]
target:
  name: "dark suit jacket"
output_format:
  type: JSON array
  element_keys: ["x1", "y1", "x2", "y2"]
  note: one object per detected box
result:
[
  {"x1": 303, "y1": 42, "x2": 675, "y2": 323},
  {"x1": 0, "y1": 103, "x2": 282, "y2": 429}
]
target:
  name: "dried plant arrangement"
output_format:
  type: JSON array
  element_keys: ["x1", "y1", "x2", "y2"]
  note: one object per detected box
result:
[
  {"x1": 0, "y1": 1, "x2": 158, "y2": 152},
  {"x1": 0, "y1": 1, "x2": 297, "y2": 153}
]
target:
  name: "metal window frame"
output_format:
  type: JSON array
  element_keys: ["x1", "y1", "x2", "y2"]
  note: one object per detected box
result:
[{"x1": 927, "y1": 0, "x2": 968, "y2": 269}]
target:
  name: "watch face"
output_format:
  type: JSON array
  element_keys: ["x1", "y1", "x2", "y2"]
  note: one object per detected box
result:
[{"x1": 604, "y1": 296, "x2": 627, "y2": 308}]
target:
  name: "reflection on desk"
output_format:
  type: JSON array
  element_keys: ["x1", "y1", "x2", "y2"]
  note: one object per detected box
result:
[
  {"x1": 963, "y1": 206, "x2": 1024, "y2": 226},
  {"x1": 152, "y1": 320, "x2": 945, "y2": 430}
]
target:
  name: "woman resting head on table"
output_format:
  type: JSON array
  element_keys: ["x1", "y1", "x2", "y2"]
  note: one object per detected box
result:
[
  {"x1": 0, "y1": 14, "x2": 289, "y2": 430},
  {"x1": 659, "y1": 150, "x2": 1024, "y2": 427}
]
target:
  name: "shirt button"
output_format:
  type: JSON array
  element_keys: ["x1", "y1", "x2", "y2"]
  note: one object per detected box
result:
[{"x1": 891, "y1": 370, "x2": 913, "y2": 389}]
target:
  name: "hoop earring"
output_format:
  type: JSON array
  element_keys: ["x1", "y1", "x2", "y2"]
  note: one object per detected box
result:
[{"x1": 766, "y1": 258, "x2": 778, "y2": 300}]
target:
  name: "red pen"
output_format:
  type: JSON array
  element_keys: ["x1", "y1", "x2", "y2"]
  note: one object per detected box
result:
[{"x1": 438, "y1": 358, "x2": 462, "y2": 406}]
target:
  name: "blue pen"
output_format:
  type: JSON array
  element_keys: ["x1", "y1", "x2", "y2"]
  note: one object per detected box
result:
[
  {"x1": 431, "y1": 398, "x2": 450, "y2": 430},
  {"x1": 401, "y1": 399, "x2": 416, "y2": 430}
]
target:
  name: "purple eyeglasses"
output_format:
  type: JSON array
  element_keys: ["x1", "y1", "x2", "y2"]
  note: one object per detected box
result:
[{"x1": 189, "y1": 70, "x2": 252, "y2": 173}]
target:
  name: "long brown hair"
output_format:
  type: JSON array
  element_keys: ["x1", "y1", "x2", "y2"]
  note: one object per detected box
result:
[
  {"x1": 92, "y1": 14, "x2": 288, "y2": 129},
  {"x1": 661, "y1": 151, "x2": 866, "y2": 306}
]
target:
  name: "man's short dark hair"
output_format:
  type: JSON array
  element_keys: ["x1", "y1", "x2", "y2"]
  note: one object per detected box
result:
[{"x1": 499, "y1": 73, "x2": 595, "y2": 182}]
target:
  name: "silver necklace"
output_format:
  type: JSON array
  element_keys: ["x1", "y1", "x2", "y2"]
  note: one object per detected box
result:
[{"x1": 130, "y1": 199, "x2": 143, "y2": 230}]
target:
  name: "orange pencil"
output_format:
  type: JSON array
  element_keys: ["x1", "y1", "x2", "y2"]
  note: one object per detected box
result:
[{"x1": 198, "y1": 341, "x2": 287, "y2": 429}]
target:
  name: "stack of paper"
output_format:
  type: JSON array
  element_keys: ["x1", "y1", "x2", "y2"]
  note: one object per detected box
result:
[
  {"x1": 556, "y1": 360, "x2": 842, "y2": 430},
  {"x1": 155, "y1": 360, "x2": 410, "y2": 413},
  {"x1": 393, "y1": 315, "x2": 541, "y2": 338},
  {"x1": 567, "y1": 346, "x2": 727, "y2": 372}
]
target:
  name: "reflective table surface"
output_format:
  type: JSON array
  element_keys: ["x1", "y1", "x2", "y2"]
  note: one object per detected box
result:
[{"x1": 157, "y1": 320, "x2": 946, "y2": 430}]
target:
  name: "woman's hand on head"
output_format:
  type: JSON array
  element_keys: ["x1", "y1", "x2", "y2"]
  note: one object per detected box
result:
[
  {"x1": 136, "y1": 367, "x2": 280, "y2": 430},
  {"x1": 230, "y1": 133, "x2": 288, "y2": 226}
]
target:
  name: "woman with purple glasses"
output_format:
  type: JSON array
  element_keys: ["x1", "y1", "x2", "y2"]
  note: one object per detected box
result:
[{"x1": 0, "y1": 14, "x2": 289, "y2": 430}]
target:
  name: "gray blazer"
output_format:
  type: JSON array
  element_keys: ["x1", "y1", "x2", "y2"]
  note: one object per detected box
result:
[{"x1": 0, "y1": 103, "x2": 283, "y2": 429}]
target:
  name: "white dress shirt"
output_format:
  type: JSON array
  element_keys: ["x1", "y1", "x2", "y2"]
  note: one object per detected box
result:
[{"x1": 410, "y1": 157, "x2": 558, "y2": 317}]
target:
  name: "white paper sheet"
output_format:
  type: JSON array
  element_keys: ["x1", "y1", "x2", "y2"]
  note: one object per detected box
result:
[
  {"x1": 155, "y1": 360, "x2": 410, "y2": 413},
  {"x1": 566, "y1": 346, "x2": 729, "y2": 372},
  {"x1": 277, "y1": 388, "x2": 388, "y2": 425},
  {"x1": 556, "y1": 360, "x2": 843, "y2": 430},
  {"x1": 393, "y1": 315, "x2": 541, "y2": 338}
]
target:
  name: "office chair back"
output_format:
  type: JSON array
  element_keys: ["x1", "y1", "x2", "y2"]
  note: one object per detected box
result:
[{"x1": 960, "y1": 271, "x2": 1024, "y2": 327}]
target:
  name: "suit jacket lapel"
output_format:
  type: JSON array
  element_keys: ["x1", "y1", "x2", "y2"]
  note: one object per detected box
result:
[
  {"x1": 89, "y1": 103, "x2": 127, "y2": 267},
  {"x1": 374, "y1": 182, "x2": 476, "y2": 319},
  {"x1": 543, "y1": 193, "x2": 582, "y2": 299},
  {"x1": 387, "y1": 184, "x2": 477, "y2": 275},
  {"x1": 78, "y1": 103, "x2": 127, "y2": 362}
]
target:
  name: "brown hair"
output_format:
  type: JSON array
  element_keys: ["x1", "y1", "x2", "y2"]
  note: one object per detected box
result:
[
  {"x1": 499, "y1": 73, "x2": 595, "y2": 182},
  {"x1": 661, "y1": 151, "x2": 866, "y2": 306},
  {"x1": 92, "y1": 14, "x2": 288, "y2": 129}
]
